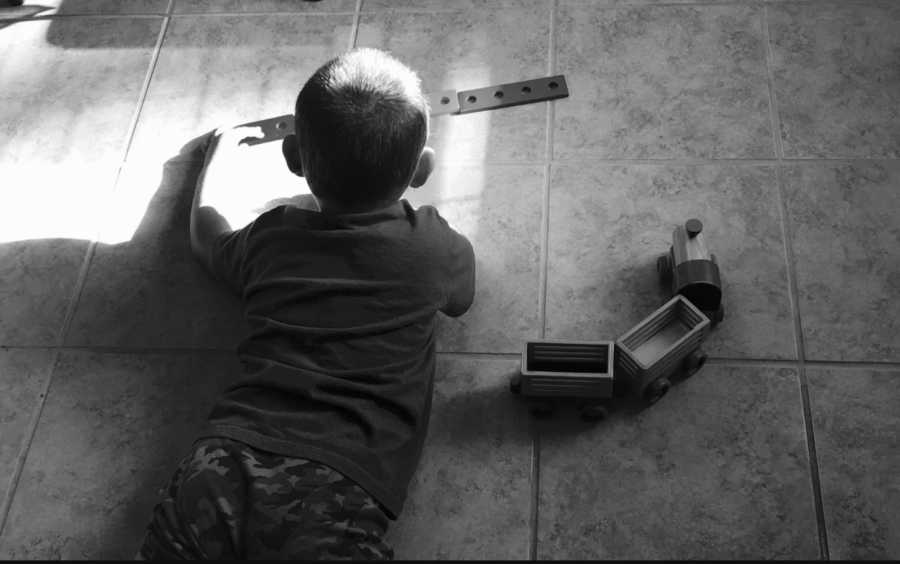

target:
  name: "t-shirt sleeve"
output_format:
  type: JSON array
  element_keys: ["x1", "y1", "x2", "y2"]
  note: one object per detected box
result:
[
  {"x1": 437, "y1": 215, "x2": 476, "y2": 318},
  {"x1": 207, "y1": 220, "x2": 256, "y2": 296}
]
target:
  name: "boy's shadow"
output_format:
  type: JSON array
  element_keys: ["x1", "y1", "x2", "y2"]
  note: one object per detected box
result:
[{"x1": 73, "y1": 131, "x2": 320, "y2": 558}]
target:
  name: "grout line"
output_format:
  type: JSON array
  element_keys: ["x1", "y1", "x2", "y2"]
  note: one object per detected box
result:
[
  {"x1": 435, "y1": 351, "x2": 521, "y2": 360},
  {"x1": 349, "y1": 0, "x2": 363, "y2": 50},
  {"x1": 761, "y1": 4, "x2": 785, "y2": 161},
  {"x1": 532, "y1": 3, "x2": 557, "y2": 559},
  {"x1": 0, "y1": 350, "x2": 62, "y2": 539},
  {"x1": 430, "y1": 157, "x2": 900, "y2": 168},
  {"x1": 0, "y1": 346, "x2": 897, "y2": 370},
  {"x1": 529, "y1": 421, "x2": 541, "y2": 561},
  {"x1": 776, "y1": 166, "x2": 830, "y2": 560},
  {"x1": 2, "y1": 346, "x2": 896, "y2": 369},
  {"x1": 166, "y1": 10, "x2": 357, "y2": 18},
  {"x1": 764, "y1": 1, "x2": 828, "y2": 556}
]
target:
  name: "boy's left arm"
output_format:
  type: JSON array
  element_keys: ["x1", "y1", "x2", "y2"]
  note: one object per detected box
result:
[
  {"x1": 189, "y1": 125, "x2": 317, "y2": 284},
  {"x1": 189, "y1": 126, "x2": 260, "y2": 275}
]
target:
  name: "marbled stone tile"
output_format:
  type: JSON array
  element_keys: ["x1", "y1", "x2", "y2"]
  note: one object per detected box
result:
[
  {"x1": 768, "y1": 2, "x2": 900, "y2": 158},
  {"x1": 0, "y1": 0, "x2": 165, "y2": 18},
  {"x1": 356, "y1": 6, "x2": 551, "y2": 163},
  {"x1": 362, "y1": 0, "x2": 545, "y2": 11},
  {"x1": 0, "y1": 160, "x2": 125, "y2": 345},
  {"x1": 546, "y1": 163, "x2": 794, "y2": 360},
  {"x1": 0, "y1": 238, "x2": 90, "y2": 346},
  {"x1": 174, "y1": 0, "x2": 356, "y2": 13},
  {"x1": 0, "y1": 348, "x2": 56, "y2": 518},
  {"x1": 0, "y1": 350, "x2": 243, "y2": 560},
  {"x1": 0, "y1": 17, "x2": 160, "y2": 165},
  {"x1": 807, "y1": 367, "x2": 900, "y2": 560},
  {"x1": 554, "y1": 2, "x2": 773, "y2": 159},
  {"x1": 64, "y1": 160, "x2": 250, "y2": 349},
  {"x1": 125, "y1": 14, "x2": 353, "y2": 167},
  {"x1": 537, "y1": 364, "x2": 818, "y2": 559},
  {"x1": 782, "y1": 162, "x2": 900, "y2": 362},
  {"x1": 404, "y1": 164, "x2": 544, "y2": 353},
  {"x1": 386, "y1": 356, "x2": 531, "y2": 559}
]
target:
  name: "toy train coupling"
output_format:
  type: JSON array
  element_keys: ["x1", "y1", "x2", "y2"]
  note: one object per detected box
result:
[{"x1": 656, "y1": 218, "x2": 724, "y2": 325}]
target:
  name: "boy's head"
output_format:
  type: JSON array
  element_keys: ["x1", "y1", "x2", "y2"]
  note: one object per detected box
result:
[{"x1": 282, "y1": 48, "x2": 434, "y2": 213}]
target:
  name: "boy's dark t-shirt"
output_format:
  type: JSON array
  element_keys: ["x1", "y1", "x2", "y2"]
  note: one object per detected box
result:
[{"x1": 198, "y1": 199, "x2": 475, "y2": 520}]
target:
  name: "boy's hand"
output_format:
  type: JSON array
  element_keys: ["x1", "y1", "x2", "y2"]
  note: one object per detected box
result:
[{"x1": 204, "y1": 125, "x2": 265, "y2": 162}]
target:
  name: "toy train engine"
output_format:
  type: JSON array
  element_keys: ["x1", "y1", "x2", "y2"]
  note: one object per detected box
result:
[{"x1": 657, "y1": 218, "x2": 724, "y2": 324}]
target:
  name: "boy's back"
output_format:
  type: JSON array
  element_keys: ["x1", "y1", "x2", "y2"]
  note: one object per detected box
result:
[{"x1": 202, "y1": 199, "x2": 475, "y2": 519}]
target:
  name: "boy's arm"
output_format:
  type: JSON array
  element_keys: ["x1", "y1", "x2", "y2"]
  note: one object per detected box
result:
[
  {"x1": 189, "y1": 126, "x2": 262, "y2": 273},
  {"x1": 441, "y1": 228, "x2": 476, "y2": 318}
]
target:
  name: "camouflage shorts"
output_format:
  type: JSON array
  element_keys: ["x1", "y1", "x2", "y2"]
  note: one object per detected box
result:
[{"x1": 137, "y1": 437, "x2": 394, "y2": 560}]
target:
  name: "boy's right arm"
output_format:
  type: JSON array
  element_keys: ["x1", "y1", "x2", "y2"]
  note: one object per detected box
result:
[{"x1": 440, "y1": 228, "x2": 476, "y2": 318}]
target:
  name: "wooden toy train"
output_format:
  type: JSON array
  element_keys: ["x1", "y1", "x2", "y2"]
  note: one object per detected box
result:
[{"x1": 510, "y1": 219, "x2": 724, "y2": 420}]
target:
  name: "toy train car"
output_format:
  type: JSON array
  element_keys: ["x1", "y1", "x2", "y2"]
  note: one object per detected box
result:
[{"x1": 510, "y1": 295, "x2": 710, "y2": 420}]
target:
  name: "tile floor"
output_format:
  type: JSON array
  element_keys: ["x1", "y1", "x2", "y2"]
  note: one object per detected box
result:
[{"x1": 1, "y1": 0, "x2": 898, "y2": 559}]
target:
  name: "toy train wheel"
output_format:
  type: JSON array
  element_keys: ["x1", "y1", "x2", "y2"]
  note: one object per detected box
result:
[
  {"x1": 579, "y1": 404, "x2": 608, "y2": 421},
  {"x1": 643, "y1": 377, "x2": 671, "y2": 405},
  {"x1": 529, "y1": 401, "x2": 554, "y2": 418},
  {"x1": 657, "y1": 253, "x2": 673, "y2": 286},
  {"x1": 683, "y1": 351, "x2": 708, "y2": 378},
  {"x1": 509, "y1": 374, "x2": 522, "y2": 394}
]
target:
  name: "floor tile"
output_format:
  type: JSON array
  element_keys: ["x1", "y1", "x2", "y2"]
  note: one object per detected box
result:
[
  {"x1": 0, "y1": 237, "x2": 90, "y2": 346},
  {"x1": 0, "y1": 350, "x2": 242, "y2": 560},
  {"x1": 554, "y1": 2, "x2": 773, "y2": 159},
  {"x1": 0, "y1": 348, "x2": 56, "y2": 517},
  {"x1": 768, "y1": 2, "x2": 900, "y2": 158},
  {"x1": 125, "y1": 14, "x2": 353, "y2": 167},
  {"x1": 0, "y1": 0, "x2": 165, "y2": 18},
  {"x1": 537, "y1": 364, "x2": 818, "y2": 559},
  {"x1": 546, "y1": 163, "x2": 794, "y2": 360},
  {"x1": 362, "y1": 0, "x2": 545, "y2": 11},
  {"x1": 386, "y1": 356, "x2": 531, "y2": 559},
  {"x1": 0, "y1": 17, "x2": 160, "y2": 165},
  {"x1": 174, "y1": 0, "x2": 355, "y2": 12},
  {"x1": 404, "y1": 164, "x2": 544, "y2": 353},
  {"x1": 64, "y1": 160, "x2": 250, "y2": 349},
  {"x1": 782, "y1": 161, "x2": 900, "y2": 362},
  {"x1": 356, "y1": 6, "x2": 551, "y2": 163},
  {"x1": 807, "y1": 366, "x2": 900, "y2": 560}
]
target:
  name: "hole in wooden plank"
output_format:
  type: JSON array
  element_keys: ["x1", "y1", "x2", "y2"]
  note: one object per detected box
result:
[
  {"x1": 466, "y1": 95, "x2": 477, "y2": 103},
  {"x1": 548, "y1": 81, "x2": 559, "y2": 89},
  {"x1": 494, "y1": 90, "x2": 504, "y2": 99},
  {"x1": 521, "y1": 85, "x2": 532, "y2": 94},
  {"x1": 440, "y1": 96, "x2": 450, "y2": 105}
]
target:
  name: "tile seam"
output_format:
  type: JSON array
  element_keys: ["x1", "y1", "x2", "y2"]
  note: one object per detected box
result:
[
  {"x1": 2, "y1": 346, "x2": 897, "y2": 368},
  {"x1": 348, "y1": 0, "x2": 363, "y2": 49},
  {"x1": 764, "y1": 2, "x2": 829, "y2": 557},
  {"x1": 0, "y1": 350, "x2": 61, "y2": 541},
  {"x1": 162, "y1": 11, "x2": 357, "y2": 17},
  {"x1": 425, "y1": 158, "x2": 900, "y2": 167},
  {"x1": 533, "y1": 3, "x2": 558, "y2": 559}
]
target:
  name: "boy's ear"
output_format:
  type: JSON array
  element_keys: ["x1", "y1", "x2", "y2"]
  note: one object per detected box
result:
[
  {"x1": 282, "y1": 134, "x2": 304, "y2": 177},
  {"x1": 409, "y1": 146, "x2": 435, "y2": 188}
]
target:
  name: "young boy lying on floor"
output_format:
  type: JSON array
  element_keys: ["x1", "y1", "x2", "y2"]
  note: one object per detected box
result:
[{"x1": 137, "y1": 47, "x2": 476, "y2": 560}]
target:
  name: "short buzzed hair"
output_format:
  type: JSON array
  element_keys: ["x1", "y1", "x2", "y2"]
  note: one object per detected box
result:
[{"x1": 295, "y1": 48, "x2": 430, "y2": 210}]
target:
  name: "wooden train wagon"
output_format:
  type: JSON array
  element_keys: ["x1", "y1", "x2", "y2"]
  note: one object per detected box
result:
[{"x1": 615, "y1": 294, "x2": 710, "y2": 404}]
